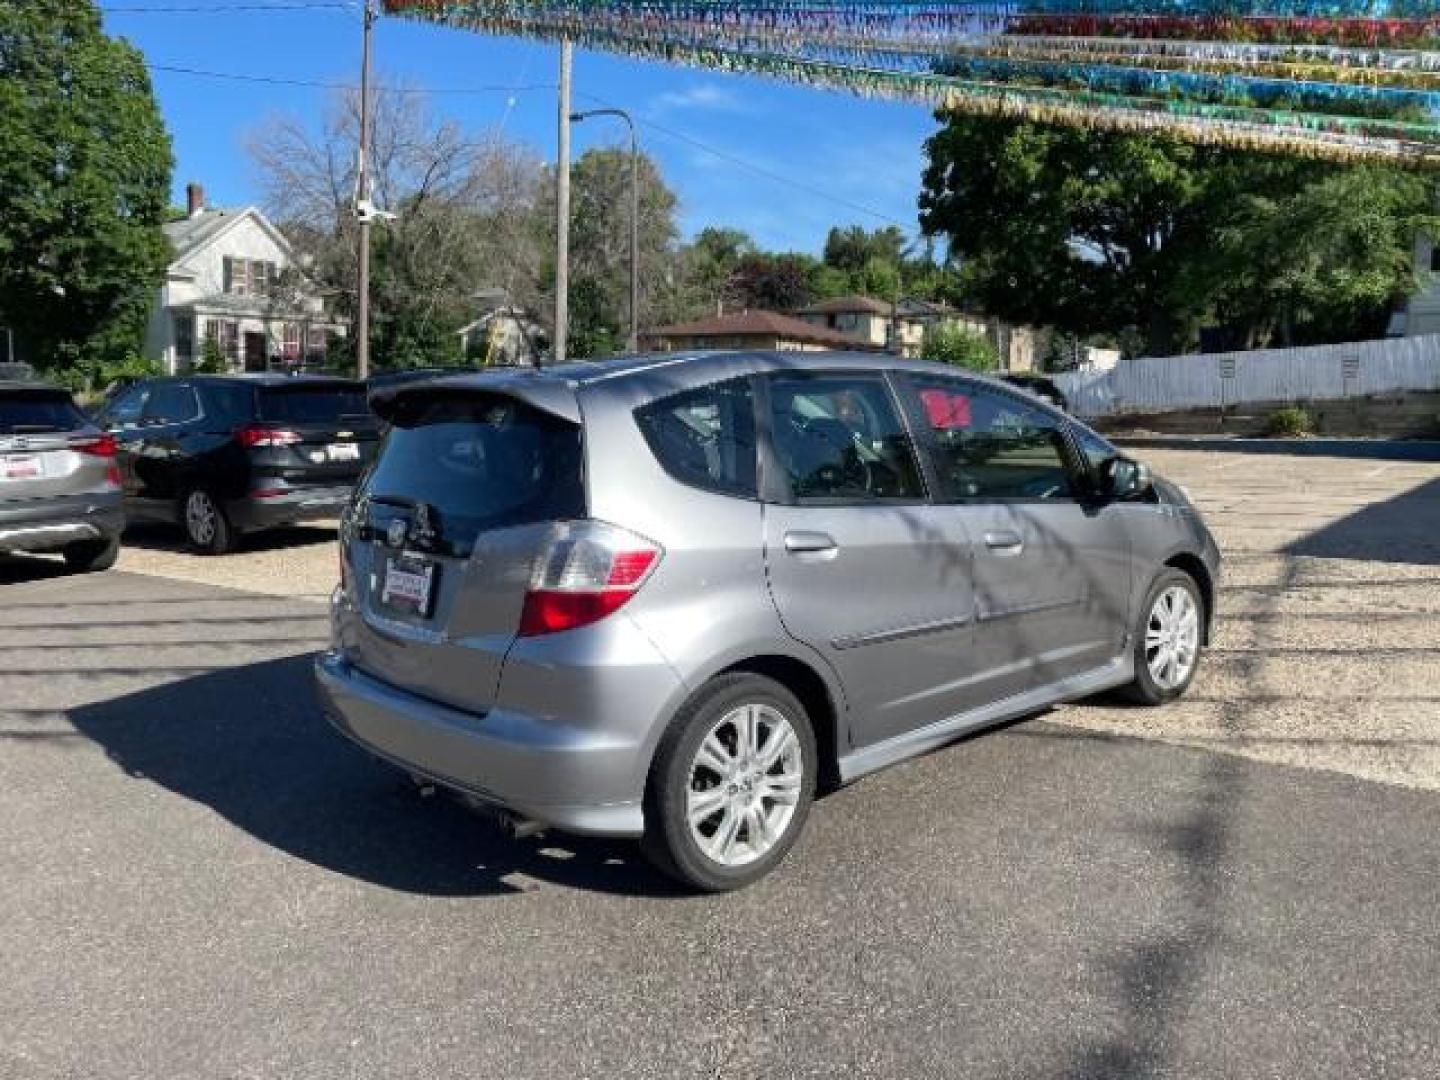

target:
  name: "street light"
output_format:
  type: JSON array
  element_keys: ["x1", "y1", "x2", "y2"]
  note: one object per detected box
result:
[{"x1": 570, "y1": 107, "x2": 640, "y2": 354}]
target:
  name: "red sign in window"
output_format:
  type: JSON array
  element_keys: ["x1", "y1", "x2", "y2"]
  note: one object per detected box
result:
[{"x1": 920, "y1": 388, "x2": 971, "y2": 430}]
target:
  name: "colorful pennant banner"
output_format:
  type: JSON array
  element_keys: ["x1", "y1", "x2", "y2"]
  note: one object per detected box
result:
[{"x1": 381, "y1": 1, "x2": 1440, "y2": 162}]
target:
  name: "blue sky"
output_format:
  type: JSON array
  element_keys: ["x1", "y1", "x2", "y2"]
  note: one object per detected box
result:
[{"x1": 102, "y1": 2, "x2": 941, "y2": 254}]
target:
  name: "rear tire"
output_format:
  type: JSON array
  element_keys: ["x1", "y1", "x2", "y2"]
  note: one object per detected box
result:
[
  {"x1": 182, "y1": 488, "x2": 234, "y2": 555},
  {"x1": 62, "y1": 534, "x2": 119, "y2": 573},
  {"x1": 642, "y1": 673, "x2": 817, "y2": 893},
  {"x1": 1121, "y1": 568, "x2": 1205, "y2": 705}
]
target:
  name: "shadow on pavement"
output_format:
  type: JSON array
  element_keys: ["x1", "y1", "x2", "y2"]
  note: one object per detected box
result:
[
  {"x1": 1285, "y1": 477, "x2": 1440, "y2": 566},
  {"x1": 67, "y1": 653, "x2": 681, "y2": 899},
  {"x1": 0, "y1": 552, "x2": 80, "y2": 583}
]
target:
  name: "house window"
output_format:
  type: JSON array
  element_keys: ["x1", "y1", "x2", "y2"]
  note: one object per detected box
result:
[
  {"x1": 1430, "y1": 245, "x2": 1440, "y2": 274},
  {"x1": 282, "y1": 322, "x2": 302, "y2": 363},
  {"x1": 224, "y1": 257, "x2": 277, "y2": 298},
  {"x1": 306, "y1": 327, "x2": 328, "y2": 366},
  {"x1": 205, "y1": 319, "x2": 239, "y2": 364},
  {"x1": 173, "y1": 314, "x2": 195, "y2": 364}
]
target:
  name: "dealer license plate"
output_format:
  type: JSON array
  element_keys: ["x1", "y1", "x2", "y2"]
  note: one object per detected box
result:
[
  {"x1": 380, "y1": 556, "x2": 436, "y2": 617},
  {"x1": 1, "y1": 454, "x2": 43, "y2": 480}
]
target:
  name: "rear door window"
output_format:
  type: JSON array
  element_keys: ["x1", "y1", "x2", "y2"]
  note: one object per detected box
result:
[
  {"x1": 201, "y1": 382, "x2": 257, "y2": 424},
  {"x1": 765, "y1": 373, "x2": 923, "y2": 502},
  {"x1": 634, "y1": 378, "x2": 757, "y2": 498},
  {"x1": 142, "y1": 382, "x2": 201, "y2": 425},
  {"x1": 0, "y1": 391, "x2": 86, "y2": 434},
  {"x1": 363, "y1": 392, "x2": 585, "y2": 551},
  {"x1": 259, "y1": 384, "x2": 369, "y2": 423}
]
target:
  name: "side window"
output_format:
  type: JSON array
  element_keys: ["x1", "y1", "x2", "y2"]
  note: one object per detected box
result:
[
  {"x1": 904, "y1": 375, "x2": 1078, "y2": 501},
  {"x1": 635, "y1": 377, "x2": 757, "y2": 498},
  {"x1": 202, "y1": 382, "x2": 257, "y2": 424},
  {"x1": 766, "y1": 373, "x2": 923, "y2": 502},
  {"x1": 102, "y1": 384, "x2": 150, "y2": 429},
  {"x1": 142, "y1": 382, "x2": 201, "y2": 425}
]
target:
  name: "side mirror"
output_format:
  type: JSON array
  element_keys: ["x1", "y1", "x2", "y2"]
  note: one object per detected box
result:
[{"x1": 1102, "y1": 456, "x2": 1153, "y2": 501}]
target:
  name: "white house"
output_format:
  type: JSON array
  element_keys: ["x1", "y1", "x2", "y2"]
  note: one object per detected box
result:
[{"x1": 145, "y1": 183, "x2": 345, "y2": 374}]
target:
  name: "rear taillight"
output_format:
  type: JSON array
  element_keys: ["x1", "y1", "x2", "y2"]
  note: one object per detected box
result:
[
  {"x1": 236, "y1": 425, "x2": 301, "y2": 448},
  {"x1": 72, "y1": 433, "x2": 116, "y2": 457},
  {"x1": 71, "y1": 434, "x2": 121, "y2": 488},
  {"x1": 518, "y1": 521, "x2": 662, "y2": 637}
]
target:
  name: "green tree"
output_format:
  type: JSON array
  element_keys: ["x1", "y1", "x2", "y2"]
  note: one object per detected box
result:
[
  {"x1": 565, "y1": 146, "x2": 683, "y2": 356},
  {"x1": 920, "y1": 115, "x2": 1439, "y2": 356},
  {"x1": 0, "y1": 0, "x2": 173, "y2": 373},
  {"x1": 922, "y1": 323, "x2": 997, "y2": 372}
]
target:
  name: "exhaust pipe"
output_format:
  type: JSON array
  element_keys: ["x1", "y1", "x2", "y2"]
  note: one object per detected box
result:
[{"x1": 497, "y1": 811, "x2": 546, "y2": 840}]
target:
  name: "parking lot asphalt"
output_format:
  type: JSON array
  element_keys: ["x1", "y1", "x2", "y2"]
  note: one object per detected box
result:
[{"x1": 3, "y1": 448, "x2": 1439, "y2": 1078}]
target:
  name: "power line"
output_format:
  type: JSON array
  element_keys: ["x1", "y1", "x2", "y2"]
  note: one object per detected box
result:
[
  {"x1": 141, "y1": 60, "x2": 913, "y2": 233},
  {"x1": 577, "y1": 91, "x2": 913, "y2": 232},
  {"x1": 146, "y1": 61, "x2": 553, "y2": 96}
]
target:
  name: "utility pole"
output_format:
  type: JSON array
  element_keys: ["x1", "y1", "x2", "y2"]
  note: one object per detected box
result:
[
  {"x1": 553, "y1": 40, "x2": 573, "y2": 365},
  {"x1": 571, "y1": 107, "x2": 639, "y2": 353},
  {"x1": 355, "y1": 0, "x2": 376, "y2": 379}
]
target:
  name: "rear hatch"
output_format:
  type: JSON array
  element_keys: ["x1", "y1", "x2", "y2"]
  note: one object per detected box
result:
[
  {"x1": 341, "y1": 386, "x2": 586, "y2": 715},
  {"x1": 0, "y1": 387, "x2": 115, "y2": 509},
  {"x1": 248, "y1": 381, "x2": 381, "y2": 488}
]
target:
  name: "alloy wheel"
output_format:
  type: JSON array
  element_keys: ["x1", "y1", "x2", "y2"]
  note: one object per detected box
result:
[
  {"x1": 185, "y1": 490, "x2": 218, "y2": 546},
  {"x1": 1145, "y1": 584, "x2": 1200, "y2": 691},
  {"x1": 686, "y1": 703, "x2": 804, "y2": 868}
]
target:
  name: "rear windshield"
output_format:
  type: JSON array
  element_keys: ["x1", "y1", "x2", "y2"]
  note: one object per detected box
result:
[
  {"x1": 258, "y1": 384, "x2": 369, "y2": 423},
  {"x1": 364, "y1": 392, "x2": 585, "y2": 550},
  {"x1": 0, "y1": 391, "x2": 86, "y2": 434}
]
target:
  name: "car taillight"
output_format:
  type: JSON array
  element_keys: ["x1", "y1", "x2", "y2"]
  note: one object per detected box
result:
[
  {"x1": 72, "y1": 433, "x2": 116, "y2": 457},
  {"x1": 518, "y1": 521, "x2": 662, "y2": 637},
  {"x1": 237, "y1": 425, "x2": 301, "y2": 448},
  {"x1": 71, "y1": 434, "x2": 121, "y2": 487}
]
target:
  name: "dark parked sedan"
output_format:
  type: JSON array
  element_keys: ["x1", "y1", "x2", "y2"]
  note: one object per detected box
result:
[
  {"x1": 0, "y1": 381, "x2": 124, "y2": 572},
  {"x1": 96, "y1": 374, "x2": 381, "y2": 554}
]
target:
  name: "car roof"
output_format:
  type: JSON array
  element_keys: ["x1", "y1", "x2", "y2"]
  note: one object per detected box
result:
[
  {"x1": 0, "y1": 380, "x2": 69, "y2": 395},
  {"x1": 184, "y1": 373, "x2": 363, "y2": 387},
  {"x1": 368, "y1": 351, "x2": 1057, "y2": 424}
]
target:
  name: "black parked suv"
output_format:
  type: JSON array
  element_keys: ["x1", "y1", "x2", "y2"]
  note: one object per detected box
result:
[{"x1": 96, "y1": 374, "x2": 381, "y2": 554}]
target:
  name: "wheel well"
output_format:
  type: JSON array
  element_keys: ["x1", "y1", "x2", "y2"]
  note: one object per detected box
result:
[
  {"x1": 1164, "y1": 553, "x2": 1214, "y2": 644},
  {"x1": 719, "y1": 655, "x2": 842, "y2": 790}
]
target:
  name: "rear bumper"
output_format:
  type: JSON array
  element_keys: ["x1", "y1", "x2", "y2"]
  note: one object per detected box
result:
[
  {"x1": 0, "y1": 501, "x2": 124, "y2": 553},
  {"x1": 314, "y1": 651, "x2": 647, "y2": 837},
  {"x1": 227, "y1": 485, "x2": 351, "y2": 531}
]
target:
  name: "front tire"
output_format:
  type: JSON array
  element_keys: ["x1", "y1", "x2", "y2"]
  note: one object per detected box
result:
[
  {"x1": 182, "y1": 488, "x2": 234, "y2": 555},
  {"x1": 642, "y1": 674, "x2": 817, "y2": 892},
  {"x1": 1122, "y1": 569, "x2": 1205, "y2": 705},
  {"x1": 62, "y1": 534, "x2": 119, "y2": 573}
]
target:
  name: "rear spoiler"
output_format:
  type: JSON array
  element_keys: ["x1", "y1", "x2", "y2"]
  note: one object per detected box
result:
[{"x1": 368, "y1": 372, "x2": 582, "y2": 425}]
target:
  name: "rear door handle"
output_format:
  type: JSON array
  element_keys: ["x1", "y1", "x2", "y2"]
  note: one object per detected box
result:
[
  {"x1": 984, "y1": 530, "x2": 1024, "y2": 553},
  {"x1": 784, "y1": 530, "x2": 838, "y2": 555}
]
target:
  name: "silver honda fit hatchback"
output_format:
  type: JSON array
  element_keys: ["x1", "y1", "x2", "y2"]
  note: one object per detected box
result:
[{"x1": 315, "y1": 352, "x2": 1220, "y2": 891}]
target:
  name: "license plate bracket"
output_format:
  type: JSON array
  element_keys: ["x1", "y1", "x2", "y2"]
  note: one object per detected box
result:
[{"x1": 380, "y1": 555, "x2": 437, "y2": 617}]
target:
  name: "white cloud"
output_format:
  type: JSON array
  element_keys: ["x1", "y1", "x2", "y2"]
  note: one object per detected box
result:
[{"x1": 650, "y1": 83, "x2": 749, "y2": 115}]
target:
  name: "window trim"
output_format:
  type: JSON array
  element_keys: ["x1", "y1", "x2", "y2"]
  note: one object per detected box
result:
[
  {"x1": 756, "y1": 369, "x2": 930, "y2": 508},
  {"x1": 892, "y1": 371, "x2": 1088, "y2": 506}
]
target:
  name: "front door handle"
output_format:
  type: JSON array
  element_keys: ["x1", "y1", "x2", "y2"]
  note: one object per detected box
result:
[
  {"x1": 984, "y1": 530, "x2": 1024, "y2": 554},
  {"x1": 784, "y1": 530, "x2": 838, "y2": 555}
]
